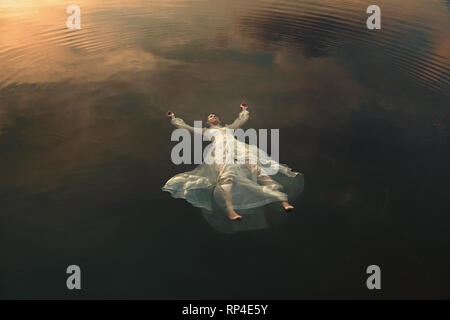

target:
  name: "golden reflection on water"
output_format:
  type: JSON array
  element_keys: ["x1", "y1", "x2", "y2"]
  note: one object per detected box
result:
[
  {"x1": 0, "y1": 0, "x2": 448, "y2": 194},
  {"x1": 0, "y1": 2, "x2": 449, "y2": 292},
  {"x1": 0, "y1": 0, "x2": 448, "y2": 89}
]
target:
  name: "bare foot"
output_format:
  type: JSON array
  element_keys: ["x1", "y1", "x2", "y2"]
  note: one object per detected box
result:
[
  {"x1": 228, "y1": 210, "x2": 242, "y2": 220},
  {"x1": 281, "y1": 201, "x2": 294, "y2": 212}
]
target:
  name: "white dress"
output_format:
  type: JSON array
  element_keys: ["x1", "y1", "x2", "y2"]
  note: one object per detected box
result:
[{"x1": 162, "y1": 109, "x2": 304, "y2": 232}]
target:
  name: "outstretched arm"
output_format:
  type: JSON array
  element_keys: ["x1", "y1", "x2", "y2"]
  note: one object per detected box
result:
[
  {"x1": 167, "y1": 111, "x2": 205, "y2": 134},
  {"x1": 226, "y1": 103, "x2": 249, "y2": 129}
]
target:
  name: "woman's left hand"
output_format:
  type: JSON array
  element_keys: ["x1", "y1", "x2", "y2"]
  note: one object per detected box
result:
[{"x1": 167, "y1": 111, "x2": 175, "y2": 120}]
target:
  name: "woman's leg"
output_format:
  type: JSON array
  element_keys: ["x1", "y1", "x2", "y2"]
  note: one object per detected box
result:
[
  {"x1": 217, "y1": 165, "x2": 242, "y2": 220},
  {"x1": 255, "y1": 165, "x2": 294, "y2": 211},
  {"x1": 280, "y1": 201, "x2": 294, "y2": 211}
]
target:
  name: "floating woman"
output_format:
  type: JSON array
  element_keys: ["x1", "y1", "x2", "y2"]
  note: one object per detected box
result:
[{"x1": 162, "y1": 102, "x2": 304, "y2": 223}]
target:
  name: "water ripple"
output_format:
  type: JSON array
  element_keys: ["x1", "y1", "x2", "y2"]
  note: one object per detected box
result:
[
  {"x1": 237, "y1": 0, "x2": 449, "y2": 92},
  {"x1": 0, "y1": 0, "x2": 448, "y2": 92}
]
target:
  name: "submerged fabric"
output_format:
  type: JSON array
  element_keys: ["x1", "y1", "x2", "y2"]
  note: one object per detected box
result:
[{"x1": 162, "y1": 110, "x2": 304, "y2": 231}]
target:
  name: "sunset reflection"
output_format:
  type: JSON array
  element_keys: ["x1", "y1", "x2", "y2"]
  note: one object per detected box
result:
[{"x1": 0, "y1": 0, "x2": 449, "y2": 299}]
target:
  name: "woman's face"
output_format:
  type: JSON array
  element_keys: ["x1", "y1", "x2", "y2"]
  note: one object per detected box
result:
[{"x1": 207, "y1": 114, "x2": 220, "y2": 126}]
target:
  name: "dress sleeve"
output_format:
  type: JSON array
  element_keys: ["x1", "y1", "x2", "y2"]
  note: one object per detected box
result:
[
  {"x1": 226, "y1": 110, "x2": 249, "y2": 129},
  {"x1": 171, "y1": 117, "x2": 205, "y2": 134}
]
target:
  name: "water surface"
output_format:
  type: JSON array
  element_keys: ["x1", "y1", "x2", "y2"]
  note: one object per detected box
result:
[{"x1": 0, "y1": 0, "x2": 449, "y2": 298}]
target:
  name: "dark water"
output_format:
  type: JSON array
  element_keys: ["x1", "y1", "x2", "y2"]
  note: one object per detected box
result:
[{"x1": 1, "y1": 0, "x2": 449, "y2": 299}]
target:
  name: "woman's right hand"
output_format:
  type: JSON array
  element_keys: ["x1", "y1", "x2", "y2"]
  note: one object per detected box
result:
[{"x1": 167, "y1": 111, "x2": 175, "y2": 120}]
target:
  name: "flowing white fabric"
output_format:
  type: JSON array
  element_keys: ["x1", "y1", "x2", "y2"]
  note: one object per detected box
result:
[{"x1": 162, "y1": 109, "x2": 304, "y2": 230}]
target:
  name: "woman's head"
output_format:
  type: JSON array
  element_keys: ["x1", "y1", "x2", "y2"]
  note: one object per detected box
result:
[{"x1": 206, "y1": 113, "x2": 220, "y2": 127}]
